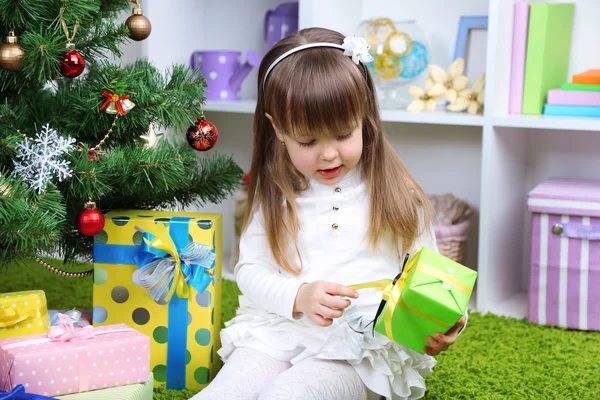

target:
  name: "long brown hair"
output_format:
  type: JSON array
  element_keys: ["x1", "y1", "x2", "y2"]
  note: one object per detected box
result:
[{"x1": 244, "y1": 27, "x2": 433, "y2": 275}]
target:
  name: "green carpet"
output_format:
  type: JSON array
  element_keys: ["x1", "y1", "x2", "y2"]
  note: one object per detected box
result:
[{"x1": 2, "y1": 260, "x2": 599, "y2": 399}]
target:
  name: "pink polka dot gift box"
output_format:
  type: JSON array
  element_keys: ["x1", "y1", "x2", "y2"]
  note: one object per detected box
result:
[{"x1": 0, "y1": 314, "x2": 151, "y2": 397}]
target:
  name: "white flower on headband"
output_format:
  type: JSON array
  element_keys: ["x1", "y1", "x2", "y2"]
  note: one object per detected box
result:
[{"x1": 341, "y1": 36, "x2": 374, "y2": 65}]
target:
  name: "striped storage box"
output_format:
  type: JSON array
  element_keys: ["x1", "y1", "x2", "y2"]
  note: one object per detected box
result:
[{"x1": 527, "y1": 178, "x2": 600, "y2": 331}]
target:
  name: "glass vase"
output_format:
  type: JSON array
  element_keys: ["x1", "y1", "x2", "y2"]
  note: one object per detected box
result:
[{"x1": 356, "y1": 18, "x2": 432, "y2": 109}]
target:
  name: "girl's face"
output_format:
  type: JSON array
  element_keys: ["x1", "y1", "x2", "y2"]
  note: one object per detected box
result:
[{"x1": 268, "y1": 115, "x2": 363, "y2": 186}]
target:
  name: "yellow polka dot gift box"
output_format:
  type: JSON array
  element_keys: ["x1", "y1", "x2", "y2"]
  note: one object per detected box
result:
[
  {"x1": 0, "y1": 290, "x2": 51, "y2": 339},
  {"x1": 92, "y1": 210, "x2": 222, "y2": 391}
]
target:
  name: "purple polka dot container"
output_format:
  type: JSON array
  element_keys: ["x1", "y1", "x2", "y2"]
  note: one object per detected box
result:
[
  {"x1": 91, "y1": 210, "x2": 222, "y2": 390},
  {"x1": 190, "y1": 50, "x2": 261, "y2": 101},
  {"x1": 0, "y1": 323, "x2": 150, "y2": 397}
]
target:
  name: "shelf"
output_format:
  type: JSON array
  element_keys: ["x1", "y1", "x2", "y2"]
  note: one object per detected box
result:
[
  {"x1": 205, "y1": 100, "x2": 485, "y2": 127},
  {"x1": 204, "y1": 100, "x2": 257, "y2": 114},
  {"x1": 380, "y1": 109, "x2": 484, "y2": 126},
  {"x1": 492, "y1": 114, "x2": 600, "y2": 132}
]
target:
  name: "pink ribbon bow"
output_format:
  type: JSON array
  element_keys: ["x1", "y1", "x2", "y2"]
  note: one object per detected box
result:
[{"x1": 48, "y1": 313, "x2": 95, "y2": 342}]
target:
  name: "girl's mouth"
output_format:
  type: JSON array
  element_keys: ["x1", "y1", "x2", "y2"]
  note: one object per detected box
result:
[{"x1": 318, "y1": 165, "x2": 343, "y2": 178}]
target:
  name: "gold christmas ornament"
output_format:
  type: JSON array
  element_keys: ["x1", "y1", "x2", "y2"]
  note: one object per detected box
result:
[
  {"x1": 0, "y1": 31, "x2": 25, "y2": 72},
  {"x1": 126, "y1": 1, "x2": 151, "y2": 41},
  {"x1": 140, "y1": 123, "x2": 164, "y2": 149}
]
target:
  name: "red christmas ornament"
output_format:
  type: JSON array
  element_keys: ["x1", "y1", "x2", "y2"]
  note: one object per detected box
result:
[
  {"x1": 60, "y1": 49, "x2": 85, "y2": 78},
  {"x1": 186, "y1": 118, "x2": 218, "y2": 151},
  {"x1": 78, "y1": 201, "x2": 105, "y2": 236}
]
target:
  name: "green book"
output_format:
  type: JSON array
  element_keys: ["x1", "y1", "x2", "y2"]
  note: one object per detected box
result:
[
  {"x1": 561, "y1": 83, "x2": 600, "y2": 92},
  {"x1": 522, "y1": 3, "x2": 575, "y2": 114}
]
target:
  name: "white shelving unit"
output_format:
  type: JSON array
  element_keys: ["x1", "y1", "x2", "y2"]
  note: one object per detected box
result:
[{"x1": 139, "y1": 0, "x2": 600, "y2": 320}]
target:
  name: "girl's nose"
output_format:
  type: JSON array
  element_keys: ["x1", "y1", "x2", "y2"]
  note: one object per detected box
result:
[{"x1": 320, "y1": 143, "x2": 338, "y2": 161}]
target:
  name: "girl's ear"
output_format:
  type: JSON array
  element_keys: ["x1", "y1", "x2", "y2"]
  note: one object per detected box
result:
[{"x1": 265, "y1": 113, "x2": 284, "y2": 142}]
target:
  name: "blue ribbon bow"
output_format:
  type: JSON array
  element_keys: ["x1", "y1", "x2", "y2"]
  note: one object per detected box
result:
[{"x1": 133, "y1": 222, "x2": 216, "y2": 302}]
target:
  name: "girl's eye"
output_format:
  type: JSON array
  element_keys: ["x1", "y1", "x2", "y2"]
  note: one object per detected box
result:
[
  {"x1": 297, "y1": 140, "x2": 316, "y2": 148},
  {"x1": 337, "y1": 132, "x2": 353, "y2": 141}
]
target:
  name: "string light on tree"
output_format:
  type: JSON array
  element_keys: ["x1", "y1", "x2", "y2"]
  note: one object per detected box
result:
[
  {"x1": 186, "y1": 113, "x2": 218, "y2": 151},
  {"x1": 0, "y1": 31, "x2": 25, "y2": 72},
  {"x1": 126, "y1": 0, "x2": 152, "y2": 41},
  {"x1": 77, "y1": 201, "x2": 105, "y2": 236}
]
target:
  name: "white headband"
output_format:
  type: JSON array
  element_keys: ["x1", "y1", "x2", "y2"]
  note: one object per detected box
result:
[{"x1": 262, "y1": 36, "x2": 374, "y2": 93}]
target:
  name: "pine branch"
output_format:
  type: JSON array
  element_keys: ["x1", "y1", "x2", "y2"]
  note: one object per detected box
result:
[
  {"x1": 76, "y1": 21, "x2": 130, "y2": 60},
  {"x1": 20, "y1": 29, "x2": 65, "y2": 82},
  {"x1": 0, "y1": 105, "x2": 22, "y2": 165},
  {"x1": 0, "y1": 0, "x2": 48, "y2": 31},
  {"x1": 98, "y1": 0, "x2": 132, "y2": 16},
  {"x1": 0, "y1": 0, "x2": 133, "y2": 92},
  {"x1": 47, "y1": 60, "x2": 206, "y2": 146},
  {"x1": 0, "y1": 0, "x2": 242, "y2": 265},
  {"x1": 0, "y1": 171, "x2": 66, "y2": 264},
  {"x1": 189, "y1": 153, "x2": 245, "y2": 205},
  {"x1": 0, "y1": 130, "x2": 20, "y2": 165}
]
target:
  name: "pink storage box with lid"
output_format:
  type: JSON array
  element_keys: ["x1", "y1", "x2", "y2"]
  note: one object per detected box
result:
[{"x1": 527, "y1": 178, "x2": 600, "y2": 331}]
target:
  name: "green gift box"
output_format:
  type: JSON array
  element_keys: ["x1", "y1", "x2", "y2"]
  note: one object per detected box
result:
[{"x1": 362, "y1": 247, "x2": 477, "y2": 354}]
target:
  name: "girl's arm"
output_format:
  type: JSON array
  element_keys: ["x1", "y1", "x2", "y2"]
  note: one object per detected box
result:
[{"x1": 234, "y1": 210, "x2": 305, "y2": 320}]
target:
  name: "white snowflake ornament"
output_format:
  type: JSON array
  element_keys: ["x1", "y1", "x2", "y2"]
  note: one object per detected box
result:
[{"x1": 13, "y1": 124, "x2": 76, "y2": 193}]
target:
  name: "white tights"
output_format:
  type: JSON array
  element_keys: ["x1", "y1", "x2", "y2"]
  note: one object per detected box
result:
[{"x1": 190, "y1": 347, "x2": 380, "y2": 400}]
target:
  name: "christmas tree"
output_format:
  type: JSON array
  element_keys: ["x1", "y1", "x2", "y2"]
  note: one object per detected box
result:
[{"x1": 0, "y1": 0, "x2": 243, "y2": 270}]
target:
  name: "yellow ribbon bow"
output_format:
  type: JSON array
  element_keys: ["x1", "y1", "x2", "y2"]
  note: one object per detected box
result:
[{"x1": 0, "y1": 306, "x2": 47, "y2": 329}]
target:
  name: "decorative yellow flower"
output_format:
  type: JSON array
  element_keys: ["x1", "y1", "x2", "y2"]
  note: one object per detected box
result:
[
  {"x1": 428, "y1": 58, "x2": 470, "y2": 103},
  {"x1": 407, "y1": 78, "x2": 446, "y2": 113},
  {"x1": 447, "y1": 74, "x2": 485, "y2": 115}
]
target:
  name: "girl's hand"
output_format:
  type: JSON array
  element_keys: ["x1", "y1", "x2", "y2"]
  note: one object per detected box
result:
[
  {"x1": 423, "y1": 316, "x2": 466, "y2": 356},
  {"x1": 293, "y1": 281, "x2": 359, "y2": 327}
]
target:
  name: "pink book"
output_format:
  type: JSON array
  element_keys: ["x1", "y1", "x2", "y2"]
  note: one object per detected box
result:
[
  {"x1": 509, "y1": 2, "x2": 530, "y2": 114},
  {"x1": 547, "y1": 88, "x2": 600, "y2": 106}
]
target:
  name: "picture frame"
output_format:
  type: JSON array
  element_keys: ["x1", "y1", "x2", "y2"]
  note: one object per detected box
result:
[
  {"x1": 453, "y1": 16, "x2": 489, "y2": 60},
  {"x1": 453, "y1": 15, "x2": 489, "y2": 81}
]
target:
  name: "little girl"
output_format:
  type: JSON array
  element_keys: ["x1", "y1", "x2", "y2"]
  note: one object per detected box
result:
[{"x1": 193, "y1": 27, "x2": 467, "y2": 400}]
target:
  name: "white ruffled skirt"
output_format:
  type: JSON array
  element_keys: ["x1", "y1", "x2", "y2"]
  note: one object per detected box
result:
[{"x1": 218, "y1": 296, "x2": 436, "y2": 400}]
